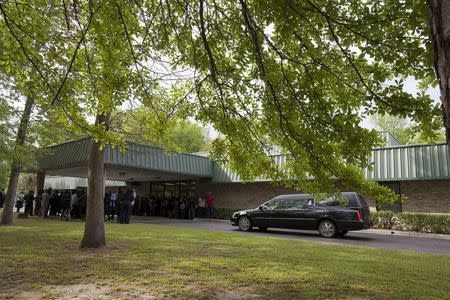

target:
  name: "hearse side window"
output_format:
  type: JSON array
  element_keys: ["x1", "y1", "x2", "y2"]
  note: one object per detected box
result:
[
  {"x1": 264, "y1": 199, "x2": 285, "y2": 210},
  {"x1": 283, "y1": 199, "x2": 312, "y2": 210}
]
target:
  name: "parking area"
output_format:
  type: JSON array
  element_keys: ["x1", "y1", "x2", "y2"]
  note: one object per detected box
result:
[{"x1": 131, "y1": 216, "x2": 450, "y2": 255}]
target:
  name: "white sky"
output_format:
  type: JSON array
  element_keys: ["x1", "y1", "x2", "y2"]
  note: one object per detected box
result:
[{"x1": 360, "y1": 76, "x2": 440, "y2": 130}]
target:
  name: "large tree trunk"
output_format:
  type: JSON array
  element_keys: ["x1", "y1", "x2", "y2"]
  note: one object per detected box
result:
[
  {"x1": 80, "y1": 114, "x2": 110, "y2": 248},
  {"x1": 1, "y1": 95, "x2": 35, "y2": 225},
  {"x1": 427, "y1": 0, "x2": 450, "y2": 149}
]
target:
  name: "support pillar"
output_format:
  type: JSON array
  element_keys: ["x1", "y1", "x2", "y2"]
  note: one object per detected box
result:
[{"x1": 35, "y1": 171, "x2": 45, "y2": 195}]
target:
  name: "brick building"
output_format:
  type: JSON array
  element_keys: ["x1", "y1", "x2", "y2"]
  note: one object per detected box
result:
[{"x1": 37, "y1": 137, "x2": 450, "y2": 213}]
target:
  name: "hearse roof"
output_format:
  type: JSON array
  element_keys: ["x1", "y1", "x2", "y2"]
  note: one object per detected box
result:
[
  {"x1": 273, "y1": 192, "x2": 357, "y2": 201},
  {"x1": 272, "y1": 194, "x2": 314, "y2": 200}
]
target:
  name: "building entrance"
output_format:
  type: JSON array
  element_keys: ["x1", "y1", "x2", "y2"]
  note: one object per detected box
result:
[{"x1": 149, "y1": 181, "x2": 199, "y2": 218}]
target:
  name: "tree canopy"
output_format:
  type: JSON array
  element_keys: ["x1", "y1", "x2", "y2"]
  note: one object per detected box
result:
[
  {"x1": 0, "y1": 0, "x2": 447, "y2": 246},
  {"x1": 1, "y1": 0, "x2": 443, "y2": 196}
]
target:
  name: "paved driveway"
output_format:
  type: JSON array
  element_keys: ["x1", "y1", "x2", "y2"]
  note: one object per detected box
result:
[{"x1": 132, "y1": 216, "x2": 450, "y2": 255}]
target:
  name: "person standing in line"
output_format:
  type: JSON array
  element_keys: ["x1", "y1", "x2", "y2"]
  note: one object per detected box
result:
[
  {"x1": 79, "y1": 190, "x2": 87, "y2": 220},
  {"x1": 60, "y1": 190, "x2": 72, "y2": 221},
  {"x1": 207, "y1": 192, "x2": 216, "y2": 219},
  {"x1": 187, "y1": 197, "x2": 196, "y2": 220},
  {"x1": 15, "y1": 191, "x2": 25, "y2": 213},
  {"x1": 41, "y1": 188, "x2": 50, "y2": 218},
  {"x1": 131, "y1": 189, "x2": 137, "y2": 215},
  {"x1": 179, "y1": 197, "x2": 186, "y2": 219},
  {"x1": 197, "y1": 196, "x2": 205, "y2": 218},
  {"x1": 120, "y1": 189, "x2": 133, "y2": 224},
  {"x1": 104, "y1": 191, "x2": 111, "y2": 221},
  {"x1": 109, "y1": 191, "x2": 117, "y2": 221},
  {"x1": 34, "y1": 190, "x2": 42, "y2": 216},
  {"x1": 161, "y1": 197, "x2": 168, "y2": 217},
  {"x1": 116, "y1": 189, "x2": 124, "y2": 223},
  {"x1": 0, "y1": 188, "x2": 5, "y2": 209},
  {"x1": 49, "y1": 190, "x2": 58, "y2": 216},
  {"x1": 70, "y1": 189, "x2": 79, "y2": 218},
  {"x1": 24, "y1": 190, "x2": 34, "y2": 216}
]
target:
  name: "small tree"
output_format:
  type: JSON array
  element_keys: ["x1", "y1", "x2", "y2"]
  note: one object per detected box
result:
[{"x1": 117, "y1": 107, "x2": 207, "y2": 153}]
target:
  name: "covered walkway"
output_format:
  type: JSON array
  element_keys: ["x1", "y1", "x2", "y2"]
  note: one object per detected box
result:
[{"x1": 36, "y1": 138, "x2": 213, "y2": 187}]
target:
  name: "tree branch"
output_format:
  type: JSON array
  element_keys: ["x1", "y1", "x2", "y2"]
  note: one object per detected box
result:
[
  {"x1": 0, "y1": 3, "x2": 54, "y2": 97},
  {"x1": 51, "y1": 3, "x2": 97, "y2": 105}
]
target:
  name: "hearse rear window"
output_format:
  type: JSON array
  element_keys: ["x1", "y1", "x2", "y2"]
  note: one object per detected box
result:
[{"x1": 319, "y1": 197, "x2": 350, "y2": 207}]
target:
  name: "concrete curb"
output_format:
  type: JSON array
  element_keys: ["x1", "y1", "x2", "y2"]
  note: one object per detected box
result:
[{"x1": 364, "y1": 229, "x2": 450, "y2": 240}]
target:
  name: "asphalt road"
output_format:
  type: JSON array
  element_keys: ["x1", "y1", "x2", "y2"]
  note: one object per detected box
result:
[{"x1": 132, "y1": 216, "x2": 450, "y2": 255}]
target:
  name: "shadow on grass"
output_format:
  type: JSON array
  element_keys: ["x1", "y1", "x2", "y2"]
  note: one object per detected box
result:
[{"x1": 0, "y1": 218, "x2": 449, "y2": 299}]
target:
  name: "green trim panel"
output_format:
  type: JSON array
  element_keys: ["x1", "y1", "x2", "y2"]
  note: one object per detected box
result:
[
  {"x1": 38, "y1": 139, "x2": 449, "y2": 182},
  {"x1": 212, "y1": 143, "x2": 450, "y2": 182},
  {"x1": 365, "y1": 143, "x2": 450, "y2": 181},
  {"x1": 37, "y1": 138, "x2": 91, "y2": 170},
  {"x1": 104, "y1": 142, "x2": 213, "y2": 177}
]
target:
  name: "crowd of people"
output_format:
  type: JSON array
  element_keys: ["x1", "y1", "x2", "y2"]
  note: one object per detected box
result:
[
  {"x1": 11, "y1": 188, "x2": 88, "y2": 220},
  {"x1": 0, "y1": 187, "x2": 217, "y2": 223},
  {"x1": 104, "y1": 190, "x2": 217, "y2": 221}
]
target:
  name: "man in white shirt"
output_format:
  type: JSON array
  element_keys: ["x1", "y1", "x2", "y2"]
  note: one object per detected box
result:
[
  {"x1": 41, "y1": 189, "x2": 50, "y2": 218},
  {"x1": 109, "y1": 191, "x2": 117, "y2": 220}
]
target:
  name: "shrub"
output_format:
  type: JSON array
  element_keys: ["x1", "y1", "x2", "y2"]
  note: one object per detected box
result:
[
  {"x1": 397, "y1": 213, "x2": 450, "y2": 234},
  {"x1": 371, "y1": 211, "x2": 450, "y2": 234},
  {"x1": 397, "y1": 213, "x2": 428, "y2": 232},
  {"x1": 427, "y1": 215, "x2": 450, "y2": 234},
  {"x1": 371, "y1": 210, "x2": 396, "y2": 229}
]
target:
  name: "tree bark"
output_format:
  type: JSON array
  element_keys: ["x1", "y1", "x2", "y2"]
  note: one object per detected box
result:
[
  {"x1": 80, "y1": 114, "x2": 110, "y2": 248},
  {"x1": 427, "y1": 0, "x2": 450, "y2": 149},
  {"x1": 1, "y1": 95, "x2": 35, "y2": 225}
]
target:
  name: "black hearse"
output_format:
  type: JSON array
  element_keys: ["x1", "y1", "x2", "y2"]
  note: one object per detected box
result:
[{"x1": 230, "y1": 192, "x2": 372, "y2": 238}]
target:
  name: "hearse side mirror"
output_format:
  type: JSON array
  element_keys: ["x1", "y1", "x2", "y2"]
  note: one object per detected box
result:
[{"x1": 259, "y1": 205, "x2": 268, "y2": 211}]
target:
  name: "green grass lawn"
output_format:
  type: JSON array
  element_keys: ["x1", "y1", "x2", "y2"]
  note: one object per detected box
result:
[{"x1": 0, "y1": 218, "x2": 449, "y2": 299}]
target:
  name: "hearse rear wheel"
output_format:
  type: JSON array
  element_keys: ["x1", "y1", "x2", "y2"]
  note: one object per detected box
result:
[{"x1": 318, "y1": 220, "x2": 337, "y2": 238}]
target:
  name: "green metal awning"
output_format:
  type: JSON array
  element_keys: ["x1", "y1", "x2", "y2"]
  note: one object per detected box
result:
[
  {"x1": 37, "y1": 138, "x2": 450, "y2": 183},
  {"x1": 37, "y1": 138, "x2": 213, "y2": 181},
  {"x1": 211, "y1": 143, "x2": 450, "y2": 182}
]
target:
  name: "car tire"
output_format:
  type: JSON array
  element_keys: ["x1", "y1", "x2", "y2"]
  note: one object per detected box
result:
[
  {"x1": 258, "y1": 227, "x2": 267, "y2": 232},
  {"x1": 318, "y1": 220, "x2": 337, "y2": 238},
  {"x1": 238, "y1": 216, "x2": 252, "y2": 231},
  {"x1": 337, "y1": 230, "x2": 348, "y2": 237}
]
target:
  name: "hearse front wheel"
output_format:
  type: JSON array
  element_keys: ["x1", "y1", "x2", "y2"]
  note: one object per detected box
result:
[
  {"x1": 238, "y1": 216, "x2": 252, "y2": 231},
  {"x1": 318, "y1": 220, "x2": 337, "y2": 238}
]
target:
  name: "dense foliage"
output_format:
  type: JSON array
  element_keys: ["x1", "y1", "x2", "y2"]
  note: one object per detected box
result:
[
  {"x1": 0, "y1": 0, "x2": 441, "y2": 201},
  {"x1": 371, "y1": 211, "x2": 450, "y2": 234}
]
